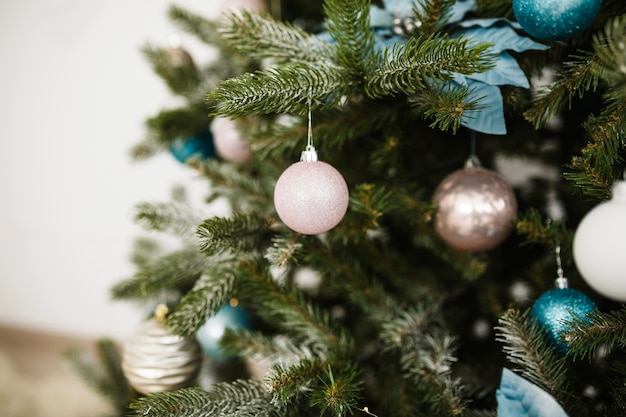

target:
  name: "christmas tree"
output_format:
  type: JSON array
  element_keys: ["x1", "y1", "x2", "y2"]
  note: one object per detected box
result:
[{"x1": 70, "y1": 0, "x2": 626, "y2": 416}]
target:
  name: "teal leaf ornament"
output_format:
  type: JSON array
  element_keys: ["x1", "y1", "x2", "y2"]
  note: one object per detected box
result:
[{"x1": 496, "y1": 369, "x2": 569, "y2": 417}]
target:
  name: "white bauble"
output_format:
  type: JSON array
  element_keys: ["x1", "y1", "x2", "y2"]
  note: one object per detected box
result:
[{"x1": 573, "y1": 181, "x2": 626, "y2": 302}]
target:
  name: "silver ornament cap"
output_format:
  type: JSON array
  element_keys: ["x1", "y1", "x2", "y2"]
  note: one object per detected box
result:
[
  {"x1": 122, "y1": 307, "x2": 202, "y2": 395},
  {"x1": 433, "y1": 157, "x2": 517, "y2": 252}
]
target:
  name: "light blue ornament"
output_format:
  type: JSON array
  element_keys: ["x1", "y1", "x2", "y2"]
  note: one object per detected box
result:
[
  {"x1": 530, "y1": 287, "x2": 597, "y2": 355},
  {"x1": 497, "y1": 368, "x2": 569, "y2": 417},
  {"x1": 196, "y1": 302, "x2": 252, "y2": 360},
  {"x1": 512, "y1": 0, "x2": 602, "y2": 41},
  {"x1": 170, "y1": 130, "x2": 216, "y2": 164}
]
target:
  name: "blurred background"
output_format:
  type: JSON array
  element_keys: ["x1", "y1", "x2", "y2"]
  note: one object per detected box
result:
[{"x1": 0, "y1": 1, "x2": 224, "y2": 415}]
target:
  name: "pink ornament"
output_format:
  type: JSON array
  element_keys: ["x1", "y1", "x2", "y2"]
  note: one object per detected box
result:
[
  {"x1": 274, "y1": 153, "x2": 349, "y2": 235},
  {"x1": 211, "y1": 117, "x2": 251, "y2": 163},
  {"x1": 219, "y1": 0, "x2": 266, "y2": 15}
]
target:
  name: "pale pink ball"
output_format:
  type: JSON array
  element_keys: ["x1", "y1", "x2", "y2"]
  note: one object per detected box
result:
[
  {"x1": 210, "y1": 117, "x2": 251, "y2": 163},
  {"x1": 274, "y1": 161, "x2": 349, "y2": 235}
]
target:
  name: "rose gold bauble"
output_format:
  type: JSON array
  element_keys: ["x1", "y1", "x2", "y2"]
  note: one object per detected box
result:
[
  {"x1": 210, "y1": 117, "x2": 251, "y2": 163},
  {"x1": 433, "y1": 160, "x2": 517, "y2": 252},
  {"x1": 121, "y1": 317, "x2": 201, "y2": 395},
  {"x1": 274, "y1": 157, "x2": 349, "y2": 235}
]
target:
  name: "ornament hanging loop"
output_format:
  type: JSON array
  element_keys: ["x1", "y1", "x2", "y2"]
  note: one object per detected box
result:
[
  {"x1": 301, "y1": 93, "x2": 318, "y2": 162},
  {"x1": 554, "y1": 243, "x2": 569, "y2": 289}
]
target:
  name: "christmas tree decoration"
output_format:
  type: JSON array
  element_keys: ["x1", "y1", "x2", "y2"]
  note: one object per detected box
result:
[
  {"x1": 210, "y1": 116, "x2": 251, "y2": 163},
  {"x1": 121, "y1": 305, "x2": 202, "y2": 394},
  {"x1": 496, "y1": 368, "x2": 569, "y2": 417},
  {"x1": 169, "y1": 130, "x2": 216, "y2": 164},
  {"x1": 164, "y1": 46, "x2": 195, "y2": 69},
  {"x1": 573, "y1": 181, "x2": 626, "y2": 302},
  {"x1": 433, "y1": 156, "x2": 517, "y2": 252},
  {"x1": 512, "y1": 0, "x2": 602, "y2": 41},
  {"x1": 530, "y1": 248, "x2": 598, "y2": 354},
  {"x1": 196, "y1": 299, "x2": 253, "y2": 360}
]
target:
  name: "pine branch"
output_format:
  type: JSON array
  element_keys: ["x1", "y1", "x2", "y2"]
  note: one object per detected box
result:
[
  {"x1": 220, "y1": 10, "x2": 337, "y2": 66},
  {"x1": 366, "y1": 34, "x2": 495, "y2": 98},
  {"x1": 141, "y1": 44, "x2": 200, "y2": 95},
  {"x1": 111, "y1": 246, "x2": 209, "y2": 300},
  {"x1": 310, "y1": 364, "x2": 362, "y2": 417},
  {"x1": 196, "y1": 213, "x2": 271, "y2": 256},
  {"x1": 209, "y1": 64, "x2": 349, "y2": 117},
  {"x1": 265, "y1": 358, "x2": 329, "y2": 404},
  {"x1": 135, "y1": 201, "x2": 205, "y2": 240},
  {"x1": 323, "y1": 0, "x2": 374, "y2": 80},
  {"x1": 168, "y1": 5, "x2": 221, "y2": 46},
  {"x1": 495, "y1": 309, "x2": 576, "y2": 410},
  {"x1": 165, "y1": 265, "x2": 237, "y2": 336},
  {"x1": 129, "y1": 381, "x2": 289, "y2": 417},
  {"x1": 409, "y1": 82, "x2": 484, "y2": 134},
  {"x1": 66, "y1": 339, "x2": 133, "y2": 416},
  {"x1": 413, "y1": 0, "x2": 457, "y2": 36},
  {"x1": 564, "y1": 307, "x2": 626, "y2": 360},
  {"x1": 221, "y1": 329, "x2": 314, "y2": 364},
  {"x1": 515, "y1": 208, "x2": 572, "y2": 248},
  {"x1": 524, "y1": 51, "x2": 602, "y2": 128}
]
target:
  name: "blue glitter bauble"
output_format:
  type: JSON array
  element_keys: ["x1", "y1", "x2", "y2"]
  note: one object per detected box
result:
[
  {"x1": 170, "y1": 130, "x2": 215, "y2": 163},
  {"x1": 512, "y1": 0, "x2": 602, "y2": 41},
  {"x1": 530, "y1": 288, "x2": 597, "y2": 354},
  {"x1": 195, "y1": 303, "x2": 252, "y2": 360}
]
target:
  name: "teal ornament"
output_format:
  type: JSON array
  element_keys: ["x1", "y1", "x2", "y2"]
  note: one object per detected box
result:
[
  {"x1": 170, "y1": 130, "x2": 216, "y2": 163},
  {"x1": 496, "y1": 368, "x2": 569, "y2": 417},
  {"x1": 530, "y1": 287, "x2": 597, "y2": 354},
  {"x1": 196, "y1": 303, "x2": 252, "y2": 360},
  {"x1": 512, "y1": 0, "x2": 602, "y2": 41}
]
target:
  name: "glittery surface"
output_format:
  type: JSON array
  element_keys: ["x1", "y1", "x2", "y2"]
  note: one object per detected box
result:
[
  {"x1": 433, "y1": 167, "x2": 517, "y2": 252},
  {"x1": 573, "y1": 181, "x2": 626, "y2": 302},
  {"x1": 211, "y1": 117, "x2": 251, "y2": 163},
  {"x1": 122, "y1": 318, "x2": 201, "y2": 394},
  {"x1": 512, "y1": 0, "x2": 602, "y2": 41},
  {"x1": 530, "y1": 288, "x2": 597, "y2": 354},
  {"x1": 196, "y1": 304, "x2": 252, "y2": 360},
  {"x1": 274, "y1": 160, "x2": 349, "y2": 235}
]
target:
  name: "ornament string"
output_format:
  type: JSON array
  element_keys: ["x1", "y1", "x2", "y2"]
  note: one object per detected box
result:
[
  {"x1": 301, "y1": 94, "x2": 318, "y2": 162},
  {"x1": 465, "y1": 132, "x2": 481, "y2": 168},
  {"x1": 554, "y1": 243, "x2": 568, "y2": 289}
]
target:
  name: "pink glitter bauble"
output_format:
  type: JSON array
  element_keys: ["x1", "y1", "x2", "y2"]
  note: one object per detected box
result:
[
  {"x1": 274, "y1": 161, "x2": 349, "y2": 235},
  {"x1": 211, "y1": 117, "x2": 251, "y2": 163}
]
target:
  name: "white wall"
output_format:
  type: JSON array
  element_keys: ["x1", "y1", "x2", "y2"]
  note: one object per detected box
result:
[{"x1": 0, "y1": 0, "x2": 225, "y2": 339}]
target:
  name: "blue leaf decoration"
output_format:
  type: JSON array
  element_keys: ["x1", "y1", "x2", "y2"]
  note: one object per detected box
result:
[
  {"x1": 448, "y1": 0, "x2": 476, "y2": 24},
  {"x1": 370, "y1": 5, "x2": 394, "y2": 28},
  {"x1": 454, "y1": 20, "x2": 549, "y2": 53},
  {"x1": 496, "y1": 369, "x2": 569, "y2": 417},
  {"x1": 456, "y1": 78, "x2": 507, "y2": 135},
  {"x1": 466, "y1": 52, "x2": 529, "y2": 88}
]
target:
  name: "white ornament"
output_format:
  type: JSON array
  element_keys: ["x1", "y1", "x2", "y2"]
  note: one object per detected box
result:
[{"x1": 573, "y1": 181, "x2": 626, "y2": 302}]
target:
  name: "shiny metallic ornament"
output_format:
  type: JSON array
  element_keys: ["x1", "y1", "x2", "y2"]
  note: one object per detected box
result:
[
  {"x1": 433, "y1": 157, "x2": 517, "y2": 252},
  {"x1": 122, "y1": 313, "x2": 202, "y2": 395}
]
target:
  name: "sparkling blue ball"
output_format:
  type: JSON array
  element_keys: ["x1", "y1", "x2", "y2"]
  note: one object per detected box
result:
[
  {"x1": 512, "y1": 0, "x2": 602, "y2": 41},
  {"x1": 169, "y1": 130, "x2": 216, "y2": 163},
  {"x1": 196, "y1": 303, "x2": 252, "y2": 360},
  {"x1": 530, "y1": 288, "x2": 597, "y2": 354}
]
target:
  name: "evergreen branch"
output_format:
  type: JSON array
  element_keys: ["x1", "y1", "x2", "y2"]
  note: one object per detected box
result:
[
  {"x1": 564, "y1": 307, "x2": 626, "y2": 360},
  {"x1": 310, "y1": 364, "x2": 362, "y2": 417},
  {"x1": 220, "y1": 10, "x2": 337, "y2": 65},
  {"x1": 265, "y1": 358, "x2": 329, "y2": 404},
  {"x1": 141, "y1": 44, "x2": 201, "y2": 95},
  {"x1": 524, "y1": 51, "x2": 602, "y2": 128},
  {"x1": 495, "y1": 309, "x2": 574, "y2": 408},
  {"x1": 413, "y1": 0, "x2": 457, "y2": 36},
  {"x1": 111, "y1": 246, "x2": 209, "y2": 300},
  {"x1": 409, "y1": 83, "x2": 484, "y2": 134},
  {"x1": 264, "y1": 236, "x2": 304, "y2": 267},
  {"x1": 134, "y1": 201, "x2": 205, "y2": 240},
  {"x1": 324, "y1": 0, "x2": 374, "y2": 80},
  {"x1": 366, "y1": 34, "x2": 495, "y2": 98},
  {"x1": 129, "y1": 381, "x2": 288, "y2": 417},
  {"x1": 144, "y1": 103, "x2": 213, "y2": 144},
  {"x1": 165, "y1": 266, "x2": 237, "y2": 336},
  {"x1": 65, "y1": 339, "x2": 133, "y2": 415},
  {"x1": 168, "y1": 5, "x2": 221, "y2": 46},
  {"x1": 196, "y1": 213, "x2": 271, "y2": 256},
  {"x1": 591, "y1": 15, "x2": 626, "y2": 93},
  {"x1": 210, "y1": 64, "x2": 350, "y2": 118},
  {"x1": 515, "y1": 208, "x2": 572, "y2": 248},
  {"x1": 221, "y1": 329, "x2": 314, "y2": 364},
  {"x1": 380, "y1": 303, "x2": 444, "y2": 353}
]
